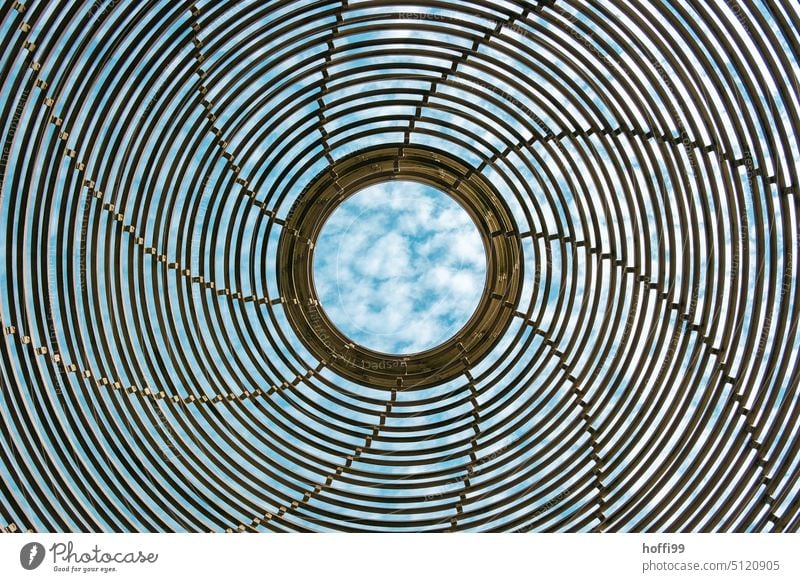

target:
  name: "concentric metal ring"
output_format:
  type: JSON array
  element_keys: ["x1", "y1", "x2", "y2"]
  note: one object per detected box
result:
[
  {"x1": 278, "y1": 144, "x2": 523, "y2": 389},
  {"x1": 0, "y1": 0, "x2": 798, "y2": 533}
]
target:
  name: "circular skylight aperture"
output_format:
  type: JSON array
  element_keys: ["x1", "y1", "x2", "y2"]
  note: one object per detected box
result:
[{"x1": 314, "y1": 181, "x2": 487, "y2": 354}]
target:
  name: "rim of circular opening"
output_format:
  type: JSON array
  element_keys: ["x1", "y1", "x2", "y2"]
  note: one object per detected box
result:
[{"x1": 277, "y1": 144, "x2": 524, "y2": 390}]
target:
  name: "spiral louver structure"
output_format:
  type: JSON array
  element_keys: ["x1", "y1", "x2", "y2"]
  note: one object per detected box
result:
[{"x1": 1, "y1": 0, "x2": 799, "y2": 532}]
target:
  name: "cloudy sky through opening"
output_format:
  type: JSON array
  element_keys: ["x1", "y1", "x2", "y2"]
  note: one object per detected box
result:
[{"x1": 313, "y1": 181, "x2": 487, "y2": 354}]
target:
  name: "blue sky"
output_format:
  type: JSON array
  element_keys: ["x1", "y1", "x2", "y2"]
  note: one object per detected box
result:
[
  {"x1": 0, "y1": 0, "x2": 798, "y2": 533},
  {"x1": 314, "y1": 181, "x2": 486, "y2": 354}
]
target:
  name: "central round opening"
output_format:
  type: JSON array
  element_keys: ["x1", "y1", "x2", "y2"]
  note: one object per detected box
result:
[{"x1": 313, "y1": 181, "x2": 487, "y2": 355}]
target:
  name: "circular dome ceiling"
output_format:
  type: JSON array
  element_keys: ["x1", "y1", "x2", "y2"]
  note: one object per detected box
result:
[{"x1": 0, "y1": 0, "x2": 798, "y2": 533}]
